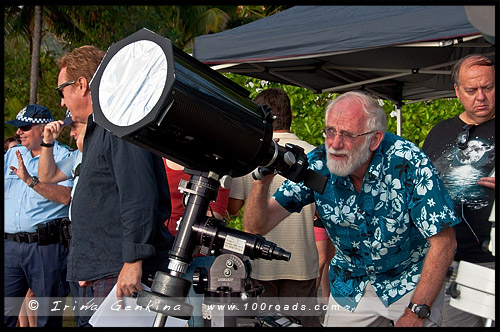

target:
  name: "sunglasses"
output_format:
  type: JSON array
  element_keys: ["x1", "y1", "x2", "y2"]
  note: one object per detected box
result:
[
  {"x1": 456, "y1": 124, "x2": 473, "y2": 150},
  {"x1": 18, "y1": 124, "x2": 34, "y2": 132},
  {"x1": 55, "y1": 79, "x2": 77, "y2": 98}
]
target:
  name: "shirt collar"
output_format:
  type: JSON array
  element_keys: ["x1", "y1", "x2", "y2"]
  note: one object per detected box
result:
[{"x1": 17, "y1": 146, "x2": 37, "y2": 160}]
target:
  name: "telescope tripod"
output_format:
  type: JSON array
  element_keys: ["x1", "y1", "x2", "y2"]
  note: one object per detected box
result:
[{"x1": 136, "y1": 169, "x2": 291, "y2": 327}]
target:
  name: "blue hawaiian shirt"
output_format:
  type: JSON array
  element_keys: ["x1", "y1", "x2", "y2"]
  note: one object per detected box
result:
[{"x1": 273, "y1": 132, "x2": 460, "y2": 311}]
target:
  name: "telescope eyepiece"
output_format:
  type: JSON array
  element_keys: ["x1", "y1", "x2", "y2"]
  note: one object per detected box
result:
[
  {"x1": 254, "y1": 234, "x2": 291, "y2": 261},
  {"x1": 193, "y1": 217, "x2": 291, "y2": 262}
]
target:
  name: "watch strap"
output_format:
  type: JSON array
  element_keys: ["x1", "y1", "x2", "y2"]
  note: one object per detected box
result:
[{"x1": 40, "y1": 141, "x2": 55, "y2": 147}]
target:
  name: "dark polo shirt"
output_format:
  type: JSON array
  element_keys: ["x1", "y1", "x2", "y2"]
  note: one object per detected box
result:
[{"x1": 67, "y1": 114, "x2": 174, "y2": 282}]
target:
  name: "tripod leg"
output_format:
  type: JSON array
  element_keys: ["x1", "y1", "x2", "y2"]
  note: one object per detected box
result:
[{"x1": 153, "y1": 314, "x2": 167, "y2": 327}]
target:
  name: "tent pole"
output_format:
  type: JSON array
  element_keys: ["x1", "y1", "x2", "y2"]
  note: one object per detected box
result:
[
  {"x1": 396, "y1": 106, "x2": 401, "y2": 136},
  {"x1": 394, "y1": 85, "x2": 403, "y2": 137},
  {"x1": 390, "y1": 104, "x2": 402, "y2": 137}
]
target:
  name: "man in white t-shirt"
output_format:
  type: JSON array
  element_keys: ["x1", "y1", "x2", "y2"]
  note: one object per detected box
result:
[{"x1": 227, "y1": 88, "x2": 320, "y2": 327}]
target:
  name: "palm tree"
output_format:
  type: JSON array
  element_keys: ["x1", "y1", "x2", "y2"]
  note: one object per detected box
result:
[
  {"x1": 4, "y1": 5, "x2": 85, "y2": 103},
  {"x1": 151, "y1": 6, "x2": 231, "y2": 52},
  {"x1": 166, "y1": 5, "x2": 290, "y2": 52},
  {"x1": 29, "y1": 6, "x2": 42, "y2": 104}
]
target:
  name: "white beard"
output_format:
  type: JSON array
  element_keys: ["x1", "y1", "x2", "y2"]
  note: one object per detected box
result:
[{"x1": 326, "y1": 137, "x2": 372, "y2": 177}]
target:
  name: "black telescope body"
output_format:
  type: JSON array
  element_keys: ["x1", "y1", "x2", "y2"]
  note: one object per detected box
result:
[{"x1": 91, "y1": 28, "x2": 274, "y2": 178}]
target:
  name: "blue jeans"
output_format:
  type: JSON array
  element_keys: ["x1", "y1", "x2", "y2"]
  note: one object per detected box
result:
[{"x1": 4, "y1": 240, "x2": 69, "y2": 327}]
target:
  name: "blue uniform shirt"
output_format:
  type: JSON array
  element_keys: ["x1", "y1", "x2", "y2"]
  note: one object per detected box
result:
[
  {"x1": 54, "y1": 149, "x2": 82, "y2": 221},
  {"x1": 4, "y1": 142, "x2": 74, "y2": 233},
  {"x1": 273, "y1": 132, "x2": 460, "y2": 311}
]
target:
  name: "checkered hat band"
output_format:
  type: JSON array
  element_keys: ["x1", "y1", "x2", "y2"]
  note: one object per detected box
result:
[{"x1": 16, "y1": 115, "x2": 52, "y2": 124}]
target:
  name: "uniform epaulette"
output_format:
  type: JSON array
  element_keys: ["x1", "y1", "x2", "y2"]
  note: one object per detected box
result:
[{"x1": 56, "y1": 142, "x2": 75, "y2": 151}]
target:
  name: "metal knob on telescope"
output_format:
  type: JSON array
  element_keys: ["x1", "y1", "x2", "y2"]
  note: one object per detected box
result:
[{"x1": 192, "y1": 267, "x2": 209, "y2": 295}]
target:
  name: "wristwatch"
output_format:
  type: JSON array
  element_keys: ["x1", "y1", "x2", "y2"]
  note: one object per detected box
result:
[
  {"x1": 408, "y1": 302, "x2": 431, "y2": 319},
  {"x1": 29, "y1": 176, "x2": 39, "y2": 188}
]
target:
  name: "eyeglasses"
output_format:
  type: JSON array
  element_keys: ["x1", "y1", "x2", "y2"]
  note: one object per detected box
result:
[
  {"x1": 456, "y1": 124, "x2": 473, "y2": 150},
  {"x1": 322, "y1": 127, "x2": 376, "y2": 142},
  {"x1": 18, "y1": 124, "x2": 34, "y2": 132},
  {"x1": 55, "y1": 80, "x2": 77, "y2": 98}
]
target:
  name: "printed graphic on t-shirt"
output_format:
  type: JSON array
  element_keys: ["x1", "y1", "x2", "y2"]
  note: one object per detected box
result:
[{"x1": 431, "y1": 135, "x2": 494, "y2": 210}]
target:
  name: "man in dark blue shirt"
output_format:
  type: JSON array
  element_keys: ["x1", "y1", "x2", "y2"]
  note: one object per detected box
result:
[{"x1": 54, "y1": 45, "x2": 174, "y2": 307}]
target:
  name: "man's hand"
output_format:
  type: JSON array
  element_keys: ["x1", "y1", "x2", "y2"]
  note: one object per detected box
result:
[
  {"x1": 115, "y1": 260, "x2": 144, "y2": 306},
  {"x1": 9, "y1": 150, "x2": 31, "y2": 183},
  {"x1": 394, "y1": 309, "x2": 425, "y2": 327},
  {"x1": 43, "y1": 120, "x2": 65, "y2": 144},
  {"x1": 478, "y1": 176, "x2": 495, "y2": 190},
  {"x1": 78, "y1": 281, "x2": 93, "y2": 287}
]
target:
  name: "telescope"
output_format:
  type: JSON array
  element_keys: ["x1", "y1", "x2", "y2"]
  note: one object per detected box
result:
[
  {"x1": 90, "y1": 28, "x2": 326, "y2": 327},
  {"x1": 90, "y1": 27, "x2": 326, "y2": 190}
]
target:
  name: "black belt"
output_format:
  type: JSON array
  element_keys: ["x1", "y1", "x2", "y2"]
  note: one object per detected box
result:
[
  {"x1": 4, "y1": 232, "x2": 39, "y2": 243},
  {"x1": 4, "y1": 218, "x2": 70, "y2": 245}
]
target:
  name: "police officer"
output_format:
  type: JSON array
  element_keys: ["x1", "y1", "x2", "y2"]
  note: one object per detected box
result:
[{"x1": 4, "y1": 104, "x2": 73, "y2": 327}]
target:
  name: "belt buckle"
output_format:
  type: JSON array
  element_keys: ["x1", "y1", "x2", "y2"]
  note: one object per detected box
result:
[
  {"x1": 15, "y1": 233, "x2": 28, "y2": 243},
  {"x1": 27, "y1": 232, "x2": 37, "y2": 243}
]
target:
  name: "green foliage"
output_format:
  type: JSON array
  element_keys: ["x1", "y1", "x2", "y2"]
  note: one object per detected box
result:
[
  {"x1": 224, "y1": 73, "x2": 334, "y2": 147},
  {"x1": 287, "y1": 88, "x2": 334, "y2": 147},
  {"x1": 224, "y1": 209, "x2": 245, "y2": 232},
  {"x1": 237, "y1": 5, "x2": 292, "y2": 19},
  {"x1": 61, "y1": 6, "x2": 236, "y2": 52},
  {"x1": 381, "y1": 98, "x2": 464, "y2": 148},
  {"x1": 4, "y1": 42, "x2": 75, "y2": 148},
  {"x1": 225, "y1": 73, "x2": 464, "y2": 150},
  {"x1": 4, "y1": 99, "x2": 26, "y2": 138}
]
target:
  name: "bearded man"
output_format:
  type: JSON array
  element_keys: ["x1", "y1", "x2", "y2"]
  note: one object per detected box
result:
[{"x1": 243, "y1": 91, "x2": 460, "y2": 327}]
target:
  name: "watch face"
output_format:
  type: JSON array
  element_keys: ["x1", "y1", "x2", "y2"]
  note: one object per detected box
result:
[
  {"x1": 415, "y1": 305, "x2": 430, "y2": 319},
  {"x1": 30, "y1": 176, "x2": 39, "y2": 188}
]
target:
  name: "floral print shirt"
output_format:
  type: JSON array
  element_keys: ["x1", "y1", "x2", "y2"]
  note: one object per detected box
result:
[{"x1": 273, "y1": 132, "x2": 460, "y2": 311}]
